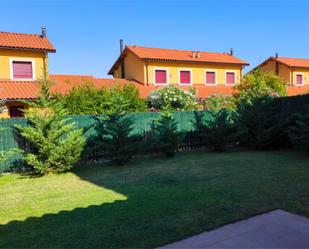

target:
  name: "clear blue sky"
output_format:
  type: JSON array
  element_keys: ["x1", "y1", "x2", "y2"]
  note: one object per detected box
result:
[{"x1": 2, "y1": 0, "x2": 309, "y2": 77}]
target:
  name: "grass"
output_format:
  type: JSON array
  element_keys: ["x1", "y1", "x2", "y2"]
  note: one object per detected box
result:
[{"x1": 0, "y1": 150, "x2": 309, "y2": 248}]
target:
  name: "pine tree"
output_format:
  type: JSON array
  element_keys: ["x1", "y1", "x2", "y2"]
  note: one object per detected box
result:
[
  {"x1": 89, "y1": 114, "x2": 142, "y2": 165},
  {"x1": 16, "y1": 77, "x2": 85, "y2": 174},
  {"x1": 289, "y1": 113, "x2": 309, "y2": 152},
  {"x1": 199, "y1": 110, "x2": 237, "y2": 152},
  {"x1": 155, "y1": 112, "x2": 183, "y2": 157}
]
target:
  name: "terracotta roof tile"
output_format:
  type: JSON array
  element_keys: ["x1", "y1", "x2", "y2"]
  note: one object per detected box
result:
[
  {"x1": 127, "y1": 46, "x2": 249, "y2": 65},
  {"x1": 273, "y1": 57, "x2": 309, "y2": 68},
  {"x1": 0, "y1": 31, "x2": 56, "y2": 52}
]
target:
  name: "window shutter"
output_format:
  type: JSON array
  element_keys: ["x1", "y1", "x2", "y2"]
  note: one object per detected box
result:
[
  {"x1": 296, "y1": 74, "x2": 303, "y2": 85},
  {"x1": 206, "y1": 72, "x2": 216, "y2": 84},
  {"x1": 180, "y1": 71, "x2": 191, "y2": 84},
  {"x1": 13, "y1": 61, "x2": 33, "y2": 79},
  {"x1": 155, "y1": 70, "x2": 167, "y2": 84},
  {"x1": 226, "y1": 72, "x2": 235, "y2": 84}
]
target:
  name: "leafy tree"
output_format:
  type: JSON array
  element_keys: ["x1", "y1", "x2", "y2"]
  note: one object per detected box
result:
[
  {"x1": 203, "y1": 94, "x2": 236, "y2": 112},
  {"x1": 16, "y1": 78, "x2": 85, "y2": 174},
  {"x1": 88, "y1": 114, "x2": 142, "y2": 165},
  {"x1": 197, "y1": 110, "x2": 237, "y2": 152},
  {"x1": 58, "y1": 83, "x2": 147, "y2": 115},
  {"x1": 234, "y1": 68, "x2": 286, "y2": 104},
  {"x1": 154, "y1": 112, "x2": 183, "y2": 157},
  {"x1": 147, "y1": 85, "x2": 198, "y2": 112},
  {"x1": 236, "y1": 97, "x2": 286, "y2": 150},
  {"x1": 289, "y1": 113, "x2": 309, "y2": 152}
]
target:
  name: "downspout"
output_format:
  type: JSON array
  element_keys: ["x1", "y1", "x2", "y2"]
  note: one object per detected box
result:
[
  {"x1": 43, "y1": 52, "x2": 47, "y2": 80},
  {"x1": 145, "y1": 60, "x2": 149, "y2": 86}
]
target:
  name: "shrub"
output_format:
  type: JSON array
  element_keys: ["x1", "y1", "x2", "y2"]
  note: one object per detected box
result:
[
  {"x1": 234, "y1": 68, "x2": 286, "y2": 104},
  {"x1": 88, "y1": 114, "x2": 142, "y2": 165},
  {"x1": 195, "y1": 110, "x2": 236, "y2": 152},
  {"x1": 16, "y1": 78, "x2": 85, "y2": 175},
  {"x1": 236, "y1": 97, "x2": 287, "y2": 150},
  {"x1": 289, "y1": 113, "x2": 309, "y2": 152},
  {"x1": 203, "y1": 94, "x2": 236, "y2": 112},
  {"x1": 58, "y1": 83, "x2": 147, "y2": 115},
  {"x1": 147, "y1": 86, "x2": 198, "y2": 112},
  {"x1": 154, "y1": 112, "x2": 183, "y2": 157}
]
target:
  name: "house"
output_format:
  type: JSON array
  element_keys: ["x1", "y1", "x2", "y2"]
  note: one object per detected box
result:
[
  {"x1": 108, "y1": 43, "x2": 249, "y2": 97},
  {"x1": 0, "y1": 29, "x2": 129, "y2": 118},
  {"x1": 251, "y1": 54, "x2": 309, "y2": 95}
]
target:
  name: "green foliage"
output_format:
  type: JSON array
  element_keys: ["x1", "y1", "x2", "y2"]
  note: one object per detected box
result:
[
  {"x1": 58, "y1": 83, "x2": 147, "y2": 115},
  {"x1": 236, "y1": 97, "x2": 287, "y2": 150},
  {"x1": 154, "y1": 112, "x2": 183, "y2": 157},
  {"x1": 196, "y1": 110, "x2": 237, "y2": 152},
  {"x1": 203, "y1": 94, "x2": 236, "y2": 112},
  {"x1": 234, "y1": 68, "x2": 286, "y2": 104},
  {"x1": 16, "y1": 79, "x2": 86, "y2": 175},
  {"x1": 147, "y1": 85, "x2": 198, "y2": 112},
  {"x1": 289, "y1": 114, "x2": 309, "y2": 152},
  {"x1": 88, "y1": 114, "x2": 142, "y2": 165}
]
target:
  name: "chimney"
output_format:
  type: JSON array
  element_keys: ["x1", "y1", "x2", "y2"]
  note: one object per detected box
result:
[
  {"x1": 41, "y1": 27, "x2": 46, "y2": 38},
  {"x1": 275, "y1": 52, "x2": 279, "y2": 58},
  {"x1": 230, "y1": 48, "x2": 234, "y2": 56},
  {"x1": 196, "y1": 51, "x2": 200, "y2": 58},
  {"x1": 192, "y1": 51, "x2": 196, "y2": 58},
  {"x1": 120, "y1": 39, "x2": 124, "y2": 54}
]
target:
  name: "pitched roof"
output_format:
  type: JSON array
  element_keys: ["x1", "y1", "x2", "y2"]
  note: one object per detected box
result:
[
  {"x1": 0, "y1": 31, "x2": 56, "y2": 52},
  {"x1": 272, "y1": 57, "x2": 309, "y2": 68},
  {"x1": 0, "y1": 75, "x2": 130, "y2": 100},
  {"x1": 109, "y1": 45, "x2": 249, "y2": 74}
]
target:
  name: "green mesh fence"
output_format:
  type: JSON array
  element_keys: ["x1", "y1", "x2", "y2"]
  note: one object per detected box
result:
[{"x1": 0, "y1": 111, "x2": 212, "y2": 173}]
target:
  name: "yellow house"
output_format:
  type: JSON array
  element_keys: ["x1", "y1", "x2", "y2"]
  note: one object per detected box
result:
[
  {"x1": 0, "y1": 28, "x2": 56, "y2": 118},
  {"x1": 108, "y1": 44, "x2": 249, "y2": 97},
  {"x1": 251, "y1": 55, "x2": 309, "y2": 95}
]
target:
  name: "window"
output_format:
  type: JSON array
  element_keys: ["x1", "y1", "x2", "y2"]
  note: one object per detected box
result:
[
  {"x1": 296, "y1": 74, "x2": 304, "y2": 85},
  {"x1": 205, "y1": 71, "x2": 216, "y2": 85},
  {"x1": 226, "y1": 72, "x2": 236, "y2": 85},
  {"x1": 12, "y1": 61, "x2": 34, "y2": 80},
  {"x1": 179, "y1": 70, "x2": 191, "y2": 85},
  {"x1": 9, "y1": 105, "x2": 25, "y2": 118},
  {"x1": 154, "y1": 69, "x2": 168, "y2": 84}
]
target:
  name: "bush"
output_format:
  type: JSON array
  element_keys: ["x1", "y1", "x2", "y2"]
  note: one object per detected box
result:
[
  {"x1": 289, "y1": 113, "x2": 309, "y2": 152},
  {"x1": 88, "y1": 114, "x2": 142, "y2": 165},
  {"x1": 234, "y1": 68, "x2": 286, "y2": 104},
  {"x1": 154, "y1": 112, "x2": 183, "y2": 157},
  {"x1": 147, "y1": 86, "x2": 198, "y2": 112},
  {"x1": 58, "y1": 83, "x2": 147, "y2": 115},
  {"x1": 16, "y1": 78, "x2": 86, "y2": 175},
  {"x1": 203, "y1": 94, "x2": 236, "y2": 112},
  {"x1": 195, "y1": 110, "x2": 236, "y2": 152},
  {"x1": 236, "y1": 97, "x2": 287, "y2": 150}
]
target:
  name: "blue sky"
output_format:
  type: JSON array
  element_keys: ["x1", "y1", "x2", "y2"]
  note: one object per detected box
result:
[{"x1": 2, "y1": 0, "x2": 309, "y2": 77}]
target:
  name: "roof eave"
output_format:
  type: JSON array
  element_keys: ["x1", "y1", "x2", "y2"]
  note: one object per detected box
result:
[
  {"x1": 0, "y1": 46, "x2": 56, "y2": 53},
  {"x1": 141, "y1": 58, "x2": 249, "y2": 66}
]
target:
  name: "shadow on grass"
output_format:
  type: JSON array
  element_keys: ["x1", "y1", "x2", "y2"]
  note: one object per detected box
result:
[{"x1": 0, "y1": 160, "x2": 180, "y2": 249}]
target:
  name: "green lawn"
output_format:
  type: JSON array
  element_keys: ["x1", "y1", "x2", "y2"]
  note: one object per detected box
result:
[{"x1": 0, "y1": 150, "x2": 309, "y2": 248}]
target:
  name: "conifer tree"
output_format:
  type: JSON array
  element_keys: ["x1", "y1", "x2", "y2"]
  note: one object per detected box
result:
[
  {"x1": 89, "y1": 114, "x2": 142, "y2": 165},
  {"x1": 16, "y1": 77, "x2": 85, "y2": 174},
  {"x1": 155, "y1": 112, "x2": 183, "y2": 157},
  {"x1": 289, "y1": 113, "x2": 309, "y2": 152}
]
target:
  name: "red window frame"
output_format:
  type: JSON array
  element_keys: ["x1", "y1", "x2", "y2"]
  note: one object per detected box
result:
[
  {"x1": 12, "y1": 61, "x2": 33, "y2": 79},
  {"x1": 179, "y1": 70, "x2": 191, "y2": 85},
  {"x1": 296, "y1": 74, "x2": 304, "y2": 85},
  {"x1": 226, "y1": 72, "x2": 236, "y2": 85},
  {"x1": 205, "y1": 71, "x2": 216, "y2": 85},
  {"x1": 154, "y1": 69, "x2": 168, "y2": 84}
]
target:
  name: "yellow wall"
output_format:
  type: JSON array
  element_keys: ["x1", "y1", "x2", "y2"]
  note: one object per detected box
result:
[
  {"x1": 146, "y1": 61, "x2": 242, "y2": 85},
  {"x1": 258, "y1": 60, "x2": 309, "y2": 86},
  {"x1": 113, "y1": 50, "x2": 243, "y2": 85},
  {"x1": 291, "y1": 68, "x2": 309, "y2": 86},
  {"x1": 0, "y1": 49, "x2": 48, "y2": 80},
  {"x1": 0, "y1": 102, "x2": 28, "y2": 119}
]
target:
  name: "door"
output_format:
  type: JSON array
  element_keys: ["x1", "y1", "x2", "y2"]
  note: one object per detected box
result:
[{"x1": 9, "y1": 106, "x2": 25, "y2": 118}]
